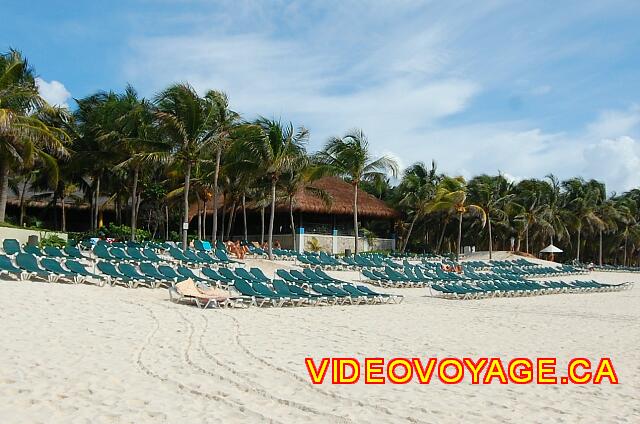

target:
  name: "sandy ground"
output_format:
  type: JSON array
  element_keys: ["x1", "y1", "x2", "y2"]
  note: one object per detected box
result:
[{"x1": 0, "y1": 262, "x2": 639, "y2": 423}]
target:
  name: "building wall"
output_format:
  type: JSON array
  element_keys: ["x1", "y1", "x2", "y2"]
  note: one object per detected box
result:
[{"x1": 235, "y1": 233, "x2": 395, "y2": 253}]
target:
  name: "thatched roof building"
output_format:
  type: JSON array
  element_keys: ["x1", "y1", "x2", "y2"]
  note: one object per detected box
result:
[{"x1": 285, "y1": 176, "x2": 398, "y2": 219}]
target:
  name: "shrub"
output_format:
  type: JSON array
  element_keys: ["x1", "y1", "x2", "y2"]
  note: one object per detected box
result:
[{"x1": 39, "y1": 234, "x2": 67, "y2": 248}]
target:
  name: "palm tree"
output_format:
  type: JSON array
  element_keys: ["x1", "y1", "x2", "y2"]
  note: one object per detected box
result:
[
  {"x1": 155, "y1": 84, "x2": 219, "y2": 249},
  {"x1": 468, "y1": 174, "x2": 514, "y2": 260},
  {"x1": 0, "y1": 49, "x2": 70, "y2": 222},
  {"x1": 540, "y1": 174, "x2": 570, "y2": 249},
  {"x1": 242, "y1": 118, "x2": 309, "y2": 259},
  {"x1": 512, "y1": 179, "x2": 548, "y2": 254},
  {"x1": 428, "y1": 176, "x2": 486, "y2": 260},
  {"x1": 562, "y1": 178, "x2": 606, "y2": 262},
  {"x1": 206, "y1": 91, "x2": 240, "y2": 242},
  {"x1": 317, "y1": 129, "x2": 398, "y2": 254},
  {"x1": 397, "y1": 161, "x2": 440, "y2": 252}
]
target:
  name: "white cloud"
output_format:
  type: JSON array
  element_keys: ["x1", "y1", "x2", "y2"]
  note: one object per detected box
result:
[
  {"x1": 119, "y1": 3, "x2": 640, "y2": 193},
  {"x1": 35, "y1": 78, "x2": 71, "y2": 108},
  {"x1": 583, "y1": 136, "x2": 640, "y2": 193},
  {"x1": 586, "y1": 105, "x2": 640, "y2": 139}
]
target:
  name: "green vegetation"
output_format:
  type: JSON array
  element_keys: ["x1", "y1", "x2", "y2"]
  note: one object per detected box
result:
[{"x1": 2, "y1": 49, "x2": 640, "y2": 265}]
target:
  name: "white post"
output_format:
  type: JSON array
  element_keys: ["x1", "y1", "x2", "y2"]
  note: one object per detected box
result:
[
  {"x1": 297, "y1": 227, "x2": 305, "y2": 253},
  {"x1": 332, "y1": 229, "x2": 338, "y2": 254}
]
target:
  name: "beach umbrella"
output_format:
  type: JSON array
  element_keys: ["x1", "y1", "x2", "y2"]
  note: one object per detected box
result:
[
  {"x1": 540, "y1": 244, "x2": 563, "y2": 253},
  {"x1": 540, "y1": 244, "x2": 562, "y2": 262}
]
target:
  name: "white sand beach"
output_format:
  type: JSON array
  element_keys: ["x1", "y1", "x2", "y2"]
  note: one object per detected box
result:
[{"x1": 1, "y1": 263, "x2": 639, "y2": 423}]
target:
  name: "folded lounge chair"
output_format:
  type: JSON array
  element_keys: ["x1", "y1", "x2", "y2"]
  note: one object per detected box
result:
[{"x1": 169, "y1": 278, "x2": 237, "y2": 309}]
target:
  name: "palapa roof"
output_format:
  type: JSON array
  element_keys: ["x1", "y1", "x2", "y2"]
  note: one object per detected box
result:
[{"x1": 288, "y1": 176, "x2": 399, "y2": 219}]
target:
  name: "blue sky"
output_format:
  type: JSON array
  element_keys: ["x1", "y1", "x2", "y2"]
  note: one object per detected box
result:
[{"x1": 3, "y1": 0, "x2": 640, "y2": 192}]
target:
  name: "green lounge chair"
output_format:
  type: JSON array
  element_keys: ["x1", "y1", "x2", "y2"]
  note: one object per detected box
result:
[
  {"x1": 311, "y1": 284, "x2": 347, "y2": 305},
  {"x1": 195, "y1": 251, "x2": 219, "y2": 264},
  {"x1": 44, "y1": 246, "x2": 66, "y2": 258},
  {"x1": 24, "y1": 245, "x2": 44, "y2": 256},
  {"x1": 93, "y1": 245, "x2": 116, "y2": 262},
  {"x1": 341, "y1": 284, "x2": 379, "y2": 304},
  {"x1": 232, "y1": 279, "x2": 277, "y2": 307},
  {"x1": 15, "y1": 253, "x2": 53, "y2": 281},
  {"x1": 234, "y1": 267, "x2": 262, "y2": 283},
  {"x1": 40, "y1": 258, "x2": 82, "y2": 283},
  {"x1": 142, "y1": 248, "x2": 163, "y2": 262},
  {"x1": 284, "y1": 282, "x2": 326, "y2": 303},
  {"x1": 177, "y1": 266, "x2": 214, "y2": 284},
  {"x1": 275, "y1": 269, "x2": 303, "y2": 284},
  {"x1": 271, "y1": 279, "x2": 315, "y2": 305},
  {"x1": 202, "y1": 268, "x2": 234, "y2": 285},
  {"x1": 97, "y1": 261, "x2": 137, "y2": 288},
  {"x1": 126, "y1": 247, "x2": 148, "y2": 262},
  {"x1": 110, "y1": 247, "x2": 133, "y2": 262},
  {"x1": 218, "y1": 267, "x2": 240, "y2": 282},
  {"x1": 139, "y1": 263, "x2": 172, "y2": 288},
  {"x1": 157, "y1": 265, "x2": 187, "y2": 283},
  {"x1": 65, "y1": 260, "x2": 105, "y2": 285},
  {"x1": 357, "y1": 285, "x2": 403, "y2": 304},
  {"x1": 182, "y1": 249, "x2": 208, "y2": 265},
  {"x1": 249, "y1": 267, "x2": 271, "y2": 283},
  {"x1": 3, "y1": 239, "x2": 21, "y2": 255},
  {"x1": 118, "y1": 263, "x2": 155, "y2": 288},
  {"x1": 215, "y1": 249, "x2": 242, "y2": 264},
  {"x1": 64, "y1": 246, "x2": 87, "y2": 259},
  {"x1": 251, "y1": 281, "x2": 294, "y2": 306},
  {"x1": 0, "y1": 254, "x2": 22, "y2": 279}
]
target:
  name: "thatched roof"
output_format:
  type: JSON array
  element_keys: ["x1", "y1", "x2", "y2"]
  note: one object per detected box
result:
[{"x1": 288, "y1": 177, "x2": 398, "y2": 219}]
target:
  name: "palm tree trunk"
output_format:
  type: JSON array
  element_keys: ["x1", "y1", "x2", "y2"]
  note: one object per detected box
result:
[
  {"x1": 94, "y1": 177, "x2": 101, "y2": 229},
  {"x1": 182, "y1": 161, "x2": 191, "y2": 250},
  {"x1": 220, "y1": 199, "x2": 226, "y2": 241},
  {"x1": 436, "y1": 218, "x2": 448, "y2": 253},
  {"x1": 457, "y1": 212, "x2": 463, "y2": 260},
  {"x1": 61, "y1": 196, "x2": 66, "y2": 232},
  {"x1": 165, "y1": 205, "x2": 169, "y2": 240},
  {"x1": 599, "y1": 228, "x2": 603, "y2": 266},
  {"x1": 268, "y1": 178, "x2": 277, "y2": 259},
  {"x1": 242, "y1": 193, "x2": 248, "y2": 241},
  {"x1": 260, "y1": 207, "x2": 265, "y2": 244},
  {"x1": 624, "y1": 232, "x2": 628, "y2": 267},
  {"x1": 19, "y1": 176, "x2": 30, "y2": 226},
  {"x1": 576, "y1": 228, "x2": 581, "y2": 262},
  {"x1": 130, "y1": 165, "x2": 139, "y2": 241},
  {"x1": 488, "y1": 215, "x2": 493, "y2": 260},
  {"x1": 402, "y1": 215, "x2": 418, "y2": 253},
  {"x1": 211, "y1": 145, "x2": 222, "y2": 242},
  {"x1": 525, "y1": 225, "x2": 529, "y2": 253},
  {"x1": 353, "y1": 183, "x2": 359, "y2": 254},
  {"x1": 227, "y1": 201, "x2": 236, "y2": 239},
  {"x1": 196, "y1": 195, "x2": 202, "y2": 240},
  {"x1": 0, "y1": 161, "x2": 9, "y2": 223},
  {"x1": 203, "y1": 200, "x2": 207, "y2": 238},
  {"x1": 289, "y1": 197, "x2": 296, "y2": 251}
]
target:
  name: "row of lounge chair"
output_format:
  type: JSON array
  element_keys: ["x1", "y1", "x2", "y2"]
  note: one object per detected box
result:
[
  {"x1": 170, "y1": 266, "x2": 402, "y2": 308},
  {"x1": 430, "y1": 279, "x2": 632, "y2": 300}
]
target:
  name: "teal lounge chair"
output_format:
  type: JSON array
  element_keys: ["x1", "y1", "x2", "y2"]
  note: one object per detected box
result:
[
  {"x1": 202, "y1": 268, "x2": 234, "y2": 285},
  {"x1": 142, "y1": 248, "x2": 163, "y2": 263},
  {"x1": 0, "y1": 254, "x2": 22, "y2": 279},
  {"x1": 40, "y1": 258, "x2": 81, "y2": 283},
  {"x1": 158, "y1": 265, "x2": 186, "y2": 282},
  {"x1": 15, "y1": 253, "x2": 53, "y2": 281},
  {"x1": 97, "y1": 261, "x2": 137, "y2": 288},
  {"x1": 65, "y1": 260, "x2": 105, "y2": 286},
  {"x1": 139, "y1": 262, "x2": 172, "y2": 288},
  {"x1": 177, "y1": 266, "x2": 214, "y2": 284},
  {"x1": 357, "y1": 285, "x2": 403, "y2": 304},
  {"x1": 271, "y1": 279, "x2": 315, "y2": 305},
  {"x1": 24, "y1": 245, "x2": 44, "y2": 256},
  {"x1": 249, "y1": 267, "x2": 271, "y2": 283},
  {"x1": 118, "y1": 263, "x2": 155, "y2": 288},
  {"x1": 64, "y1": 246, "x2": 87, "y2": 259},
  {"x1": 44, "y1": 246, "x2": 66, "y2": 258},
  {"x1": 3, "y1": 239, "x2": 21, "y2": 255},
  {"x1": 232, "y1": 279, "x2": 278, "y2": 307}
]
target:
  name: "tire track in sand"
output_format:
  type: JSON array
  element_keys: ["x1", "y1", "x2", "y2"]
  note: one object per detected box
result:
[
  {"x1": 126, "y1": 300, "x2": 285, "y2": 423},
  {"x1": 218, "y1": 310, "x2": 426, "y2": 423}
]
